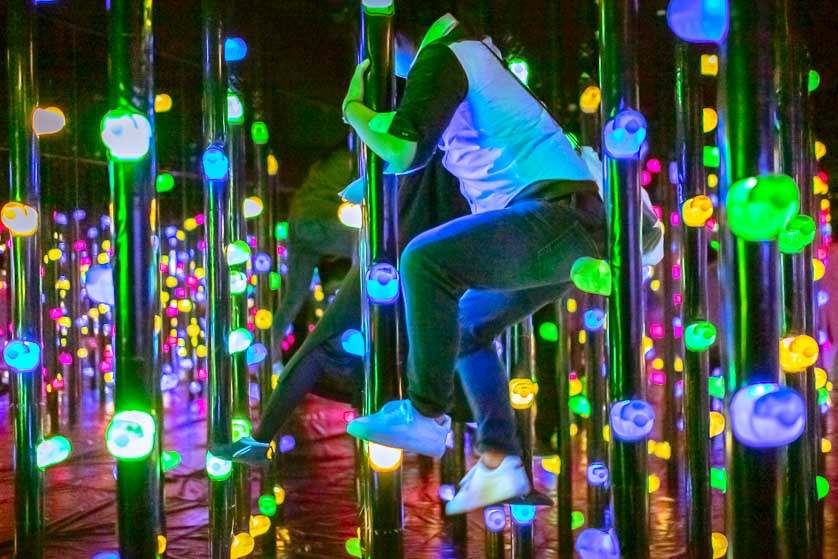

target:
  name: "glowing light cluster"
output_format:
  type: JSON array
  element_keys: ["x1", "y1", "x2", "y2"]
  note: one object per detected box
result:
[
  {"x1": 366, "y1": 262, "x2": 400, "y2": 304},
  {"x1": 101, "y1": 108, "x2": 152, "y2": 161},
  {"x1": 603, "y1": 109, "x2": 647, "y2": 159},
  {"x1": 726, "y1": 175, "x2": 799, "y2": 241},
  {"x1": 2, "y1": 202, "x2": 39, "y2": 236},
  {"x1": 106, "y1": 410, "x2": 156, "y2": 461},
  {"x1": 509, "y1": 378, "x2": 538, "y2": 409},
  {"x1": 730, "y1": 383, "x2": 805, "y2": 448}
]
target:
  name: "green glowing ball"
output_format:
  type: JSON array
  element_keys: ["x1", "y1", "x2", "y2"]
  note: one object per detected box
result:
[
  {"x1": 161, "y1": 450, "x2": 182, "y2": 472},
  {"x1": 36, "y1": 436, "x2": 72, "y2": 470},
  {"x1": 571, "y1": 511, "x2": 585, "y2": 530},
  {"x1": 275, "y1": 221, "x2": 289, "y2": 241},
  {"x1": 228, "y1": 328, "x2": 254, "y2": 354},
  {"x1": 539, "y1": 321, "x2": 559, "y2": 342},
  {"x1": 156, "y1": 173, "x2": 175, "y2": 193},
  {"x1": 345, "y1": 537, "x2": 363, "y2": 558},
  {"x1": 206, "y1": 451, "x2": 233, "y2": 481},
  {"x1": 569, "y1": 395, "x2": 592, "y2": 418},
  {"x1": 106, "y1": 410, "x2": 156, "y2": 461},
  {"x1": 818, "y1": 387, "x2": 829, "y2": 406},
  {"x1": 703, "y1": 146, "x2": 720, "y2": 168},
  {"x1": 817, "y1": 475, "x2": 829, "y2": 500},
  {"x1": 269, "y1": 272, "x2": 281, "y2": 290},
  {"x1": 710, "y1": 467, "x2": 727, "y2": 493},
  {"x1": 808, "y1": 70, "x2": 820, "y2": 93},
  {"x1": 684, "y1": 321, "x2": 717, "y2": 352},
  {"x1": 232, "y1": 418, "x2": 252, "y2": 442},
  {"x1": 777, "y1": 215, "x2": 816, "y2": 254},
  {"x1": 251, "y1": 121, "x2": 269, "y2": 145},
  {"x1": 226, "y1": 240, "x2": 251, "y2": 266},
  {"x1": 726, "y1": 175, "x2": 799, "y2": 241},
  {"x1": 570, "y1": 257, "x2": 612, "y2": 296},
  {"x1": 709, "y1": 376, "x2": 726, "y2": 399},
  {"x1": 258, "y1": 494, "x2": 277, "y2": 516}
]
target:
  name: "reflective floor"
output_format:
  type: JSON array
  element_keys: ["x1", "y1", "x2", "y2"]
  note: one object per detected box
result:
[{"x1": 1, "y1": 386, "x2": 837, "y2": 558}]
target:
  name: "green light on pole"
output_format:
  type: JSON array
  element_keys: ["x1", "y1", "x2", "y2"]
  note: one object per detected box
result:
[
  {"x1": 228, "y1": 328, "x2": 254, "y2": 354},
  {"x1": 251, "y1": 121, "x2": 269, "y2": 145},
  {"x1": 269, "y1": 272, "x2": 281, "y2": 290},
  {"x1": 508, "y1": 58, "x2": 530, "y2": 85},
  {"x1": 709, "y1": 376, "x2": 726, "y2": 399},
  {"x1": 808, "y1": 70, "x2": 820, "y2": 93},
  {"x1": 275, "y1": 221, "x2": 289, "y2": 240},
  {"x1": 36, "y1": 436, "x2": 72, "y2": 470},
  {"x1": 161, "y1": 450, "x2": 182, "y2": 472},
  {"x1": 684, "y1": 321, "x2": 717, "y2": 352},
  {"x1": 539, "y1": 321, "x2": 558, "y2": 342},
  {"x1": 569, "y1": 395, "x2": 592, "y2": 418},
  {"x1": 710, "y1": 467, "x2": 727, "y2": 493},
  {"x1": 232, "y1": 418, "x2": 252, "y2": 442},
  {"x1": 156, "y1": 173, "x2": 175, "y2": 193},
  {"x1": 571, "y1": 257, "x2": 612, "y2": 296},
  {"x1": 361, "y1": 0, "x2": 394, "y2": 14},
  {"x1": 258, "y1": 494, "x2": 277, "y2": 516},
  {"x1": 227, "y1": 91, "x2": 244, "y2": 124},
  {"x1": 571, "y1": 511, "x2": 585, "y2": 530},
  {"x1": 817, "y1": 475, "x2": 829, "y2": 500},
  {"x1": 726, "y1": 175, "x2": 799, "y2": 241},
  {"x1": 703, "y1": 146, "x2": 720, "y2": 168},
  {"x1": 206, "y1": 451, "x2": 233, "y2": 481},
  {"x1": 777, "y1": 215, "x2": 816, "y2": 254},
  {"x1": 100, "y1": 108, "x2": 152, "y2": 161},
  {"x1": 226, "y1": 240, "x2": 252, "y2": 266},
  {"x1": 106, "y1": 410, "x2": 157, "y2": 461}
]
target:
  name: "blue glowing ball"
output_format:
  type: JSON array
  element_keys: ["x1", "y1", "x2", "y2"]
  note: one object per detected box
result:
[
  {"x1": 510, "y1": 504, "x2": 536, "y2": 526},
  {"x1": 224, "y1": 37, "x2": 248, "y2": 62},
  {"x1": 575, "y1": 528, "x2": 620, "y2": 559},
  {"x1": 54, "y1": 212, "x2": 68, "y2": 225},
  {"x1": 366, "y1": 262, "x2": 400, "y2": 304},
  {"x1": 439, "y1": 484, "x2": 455, "y2": 502},
  {"x1": 586, "y1": 462, "x2": 609, "y2": 487},
  {"x1": 202, "y1": 146, "x2": 229, "y2": 180},
  {"x1": 91, "y1": 553, "x2": 120, "y2": 559},
  {"x1": 584, "y1": 308, "x2": 606, "y2": 332},
  {"x1": 610, "y1": 399, "x2": 655, "y2": 442},
  {"x1": 160, "y1": 374, "x2": 179, "y2": 392},
  {"x1": 730, "y1": 383, "x2": 805, "y2": 448},
  {"x1": 483, "y1": 506, "x2": 506, "y2": 532},
  {"x1": 340, "y1": 329, "x2": 365, "y2": 357},
  {"x1": 87, "y1": 227, "x2": 99, "y2": 239},
  {"x1": 85, "y1": 264, "x2": 115, "y2": 306},
  {"x1": 3, "y1": 340, "x2": 42, "y2": 373},
  {"x1": 279, "y1": 435, "x2": 296, "y2": 453},
  {"x1": 603, "y1": 109, "x2": 647, "y2": 159},
  {"x1": 189, "y1": 381, "x2": 202, "y2": 395},
  {"x1": 246, "y1": 342, "x2": 268, "y2": 366},
  {"x1": 667, "y1": 0, "x2": 729, "y2": 44},
  {"x1": 73, "y1": 209, "x2": 87, "y2": 221},
  {"x1": 253, "y1": 252, "x2": 273, "y2": 273}
]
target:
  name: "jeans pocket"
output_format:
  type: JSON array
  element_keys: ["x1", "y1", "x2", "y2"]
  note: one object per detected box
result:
[{"x1": 537, "y1": 221, "x2": 600, "y2": 283}]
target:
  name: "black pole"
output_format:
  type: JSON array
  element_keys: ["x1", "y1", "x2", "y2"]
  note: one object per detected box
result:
[
  {"x1": 358, "y1": 2, "x2": 403, "y2": 557},
  {"x1": 104, "y1": 0, "x2": 162, "y2": 556},
  {"x1": 7, "y1": 12, "x2": 45, "y2": 558},
  {"x1": 599, "y1": 0, "x2": 648, "y2": 556},
  {"x1": 555, "y1": 301, "x2": 573, "y2": 556},
  {"x1": 201, "y1": 0, "x2": 234, "y2": 555},
  {"x1": 674, "y1": 38, "x2": 713, "y2": 559},
  {"x1": 719, "y1": 1, "x2": 794, "y2": 556}
]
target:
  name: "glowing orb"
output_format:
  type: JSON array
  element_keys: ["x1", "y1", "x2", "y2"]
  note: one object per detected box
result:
[
  {"x1": 510, "y1": 504, "x2": 536, "y2": 526},
  {"x1": 603, "y1": 109, "x2": 647, "y2": 159},
  {"x1": 202, "y1": 145, "x2": 229, "y2": 180},
  {"x1": 33, "y1": 106, "x2": 66, "y2": 136},
  {"x1": 580, "y1": 86, "x2": 601, "y2": 114},
  {"x1": 571, "y1": 257, "x2": 611, "y2": 296},
  {"x1": 684, "y1": 321, "x2": 717, "y2": 352},
  {"x1": 779, "y1": 335, "x2": 819, "y2": 373},
  {"x1": 730, "y1": 383, "x2": 805, "y2": 448},
  {"x1": 368, "y1": 441, "x2": 402, "y2": 472},
  {"x1": 3, "y1": 340, "x2": 41, "y2": 372},
  {"x1": 1, "y1": 202, "x2": 39, "y2": 236},
  {"x1": 366, "y1": 262, "x2": 399, "y2": 304},
  {"x1": 726, "y1": 175, "x2": 799, "y2": 241},
  {"x1": 101, "y1": 108, "x2": 152, "y2": 160},
  {"x1": 509, "y1": 378, "x2": 539, "y2": 409},
  {"x1": 243, "y1": 196, "x2": 263, "y2": 218},
  {"x1": 610, "y1": 399, "x2": 655, "y2": 442},
  {"x1": 85, "y1": 264, "x2": 115, "y2": 306},
  {"x1": 586, "y1": 462, "x2": 609, "y2": 487},
  {"x1": 206, "y1": 451, "x2": 233, "y2": 480},
  {"x1": 483, "y1": 506, "x2": 506, "y2": 532},
  {"x1": 682, "y1": 195, "x2": 714, "y2": 227},
  {"x1": 777, "y1": 215, "x2": 816, "y2": 254},
  {"x1": 576, "y1": 528, "x2": 620, "y2": 559},
  {"x1": 666, "y1": 0, "x2": 729, "y2": 43},
  {"x1": 106, "y1": 410, "x2": 156, "y2": 460},
  {"x1": 36, "y1": 436, "x2": 71, "y2": 470}
]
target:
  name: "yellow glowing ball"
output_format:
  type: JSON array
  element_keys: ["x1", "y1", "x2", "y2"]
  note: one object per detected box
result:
[
  {"x1": 249, "y1": 515, "x2": 271, "y2": 537},
  {"x1": 160, "y1": 292, "x2": 170, "y2": 305},
  {"x1": 815, "y1": 140, "x2": 826, "y2": 161},
  {"x1": 368, "y1": 442, "x2": 402, "y2": 472},
  {"x1": 154, "y1": 315, "x2": 162, "y2": 333},
  {"x1": 2, "y1": 202, "x2": 39, "y2": 236},
  {"x1": 157, "y1": 535, "x2": 167, "y2": 554},
  {"x1": 712, "y1": 533, "x2": 728, "y2": 559},
  {"x1": 569, "y1": 378, "x2": 583, "y2": 396},
  {"x1": 815, "y1": 368, "x2": 827, "y2": 389},
  {"x1": 267, "y1": 154, "x2": 279, "y2": 176},
  {"x1": 701, "y1": 54, "x2": 719, "y2": 76},
  {"x1": 702, "y1": 108, "x2": 718, "y2": 133},
  {"x1": 570, "y1": 423, "x2": 579, "y2": 437},
  {"x1": 337, "y1": 202, "x2": 363, "y2": 229},
  {"x1": 89, "y1": 308, "x2": 100, "y2": 319},
  {"x1": 643, "y1": 336, "x2": 654, "y2": 356},
  {"x1": 176, "y1": 230, "x2": 185, "y2": 241},
  {"x1": 652, "y1": 358, "x2": 664, "y2": 370},
  {"x1": 187, "y1": 324, "x2": 200, "y2": 338},
  {"x1": 255, "y1": 309, "x2": 273, "y2": 330},
  {"x1": 274, "y1": 485, "x2": 285, "y2": 505},
  {"x1": 822, "y1": 199, "x2": 831, "y2": 211},
  {"x1": 195, "y1": 267, "x2": 206, "y2": 279},
  {"x1": 184, "y1": 217, "x2": 198, "y2": 231},
  {"x1": 154, "y1": 93, "x2": 173, "y2": 113},
  {"x1": 578, "y1": 330, "x2": 587, "y2": 344},
  {"x1": 654, "y1": 441, "x2": 671, "y2": 460},
  {"x1": 709, "y1": 411, "x2": 725, "y2": 438},
  {"x1": 509, "y1": 378, "x2": 539, "y2": 409},
  {"x1": 97, "y1": 252, "x2": 109, "y2": 265},
  {"x1": 707, "y1": 174, "x2": 719, "y2": 188},
  {"x1": 682, "y1": 195, "x2": 714, "y2": 227},
  {"x1": 165, "y1": 276, "x2": 178, "y2": 289},
  {"x1": 566, "y1": 298, "x2": 577, "y2": 313},
  {"x1": 77, "y1": 348, "x2": 89, "y2": 359},
  {"x1": 48, "y1": 248, "x2": 62, "y2": 261},
  {"x1": 542, "y1": 455, "x2": 561, "y2": 475},
  {"x1": 822, "y1": 439, "x2": 832, "y2": 454},
  {"x1": 58, "y1": 317, "x2": 72, "y2": 328},
  {"x1": 648, "y1": 475, "x2": 661, "y2": 494},
  {"x1": 100, "y1": 303, "x2": 111, "y2": 314},
  {"x1": 813, "y1": 175, "x2": 828, "y2": 195},
  {"x1": 33, "y1": 106, "x2": 67, "y2": 135},
  {"x1": 102, "y1": 240, "x2": 111, "y2": 251},
  {"x1": 230, "y1": 532, "x2": 255, "y2": 559},
  {"x1": 674, "y1": 358, "x2": 684, "y2": 372},
  {"x1": 178, "y1": 299, "x2": 193, "y2": 313},
  {"x1": 779, "y1": 335, "x2": 819, "y2": 372},
  {"x1": 602, "y1": 425, "x2": 609, "y2": 442},
  {"x1": 579, "y1": 86, "x2": 602, "y2": 114},
  {"x1": 197, "y1": 344, "x2": 208, "y2": 358},
  {"x1": 650, "y1": 279, "x2": 661, "y2": 292},
  {"x1": 813, "y1": 259, "x2": 825, "y2": 281},
  {"x1": 104, "y1": 372, "x2": 114, "y2": 383}
]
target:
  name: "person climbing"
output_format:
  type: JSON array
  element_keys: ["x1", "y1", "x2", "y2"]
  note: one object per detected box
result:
[{"x1": 343, "y1": 7, "x2": 662, "y2": 515}]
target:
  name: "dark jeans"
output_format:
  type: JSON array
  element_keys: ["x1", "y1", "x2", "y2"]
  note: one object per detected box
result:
[{"x1": 401, "y1": 188, "x2": 604, "y2": 455}]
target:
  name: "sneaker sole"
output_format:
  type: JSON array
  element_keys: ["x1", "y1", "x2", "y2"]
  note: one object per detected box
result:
[
  {"x1": 445, "y1": 474, "x2": 531, "y2": 515},
  {"x1": 347, "y1": 422, "x2": 447, "y2": 459}
]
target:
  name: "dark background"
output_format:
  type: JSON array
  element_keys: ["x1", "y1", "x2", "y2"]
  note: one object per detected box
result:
[{"x1": 0, "y1": 0, "x2": 835, "y2": 225}]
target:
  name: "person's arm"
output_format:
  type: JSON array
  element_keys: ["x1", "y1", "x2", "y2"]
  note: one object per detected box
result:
[{"x1": 342, "y1": 44, "x2": 468, "y2": 174}]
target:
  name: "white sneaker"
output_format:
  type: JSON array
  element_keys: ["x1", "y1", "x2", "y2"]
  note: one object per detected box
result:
[
  {"x1": 445, "y1": 456, "x2": 531, "y2": 515},
  {"x1": 347, "y1": 399, "x2": 452, "y2": 459}
]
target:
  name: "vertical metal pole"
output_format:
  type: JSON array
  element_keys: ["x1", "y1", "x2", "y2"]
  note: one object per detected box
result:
[
  {"x1": 202, "y1": 0, "x2": 234, "y2": 555},
  {"x1": 358, "y1": 2, "x2": 403, "y2": 558},
  {"x1": 7, "y1": 2, "x2": 44, "y2": 556},
  {"x1": 440, "y1": 422, "x2": 467, "y2": 552},
  {"x1": 252, "y1": 80, "x2": 278, "y2": 558},
  {"x1": 599, "y1": 0, "x2": 648, "y2": 556},
  {"x1": 68, "y1": 216, "x2": 82, "y2": 425},
  {"x1": 584, "y1": 294, "x2": 610, "y2": 529},
  {"x1": 507, "y1": 319, "x2": 534, "y2": 559},
  {"x1": 42, "y1": 220, "x2": 60, "y2": 435},
  {"x1": 105, "y1": 0, "x2": 162, "y2": 557},
  {"x1": 674, "y1": 39, "x2": 713, "y2": 559},
  {"x1": 777, "y1": 2, "x2": 819, "y2": 556},
  {"x1": 719, "y1": 1, "x2": 788, "y2": 556},
  {"x1": 555, "y1": 301, "x2": 574, "y2": 557}
]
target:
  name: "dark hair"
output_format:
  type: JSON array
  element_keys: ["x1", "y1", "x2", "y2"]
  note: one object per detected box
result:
[{"x1": 393, "y1": 0, "x2": 492, "y2": 47}]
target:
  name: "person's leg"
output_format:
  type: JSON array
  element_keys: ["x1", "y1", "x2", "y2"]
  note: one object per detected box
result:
[{"x1": 254, "y1": 336, "x2": 361, "y2": 442}]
